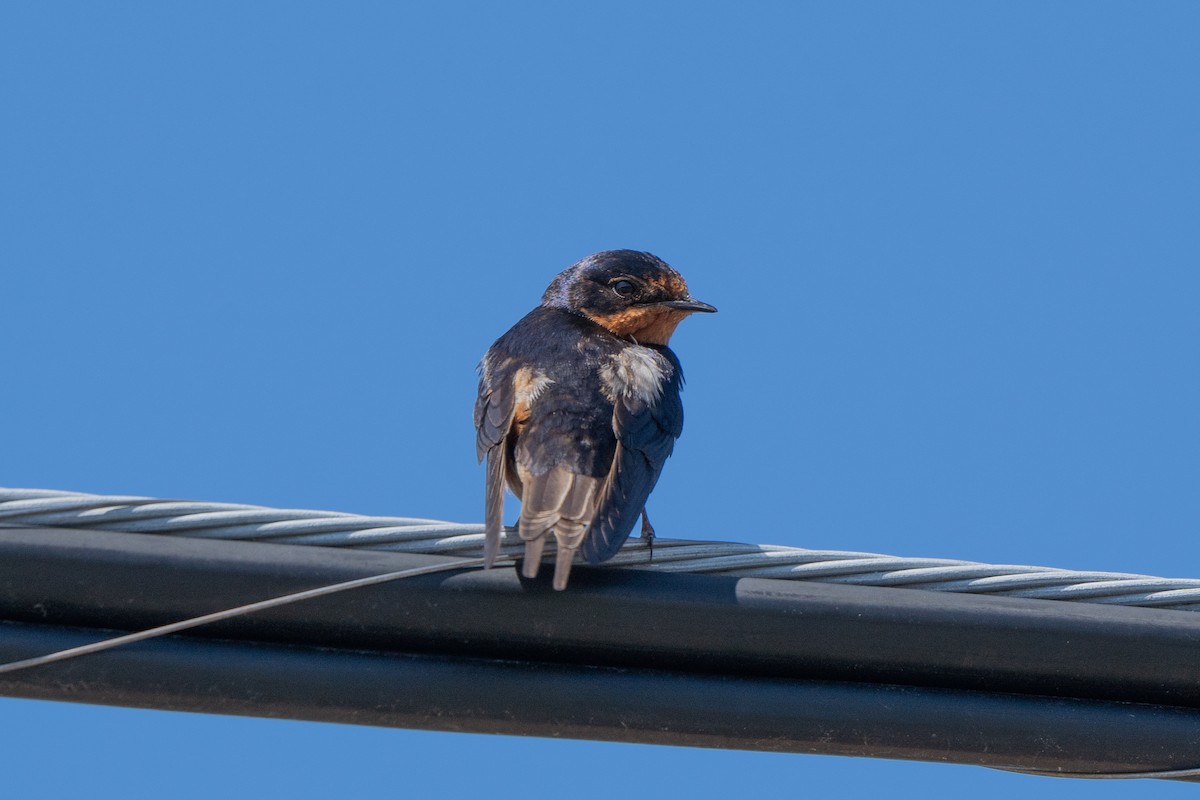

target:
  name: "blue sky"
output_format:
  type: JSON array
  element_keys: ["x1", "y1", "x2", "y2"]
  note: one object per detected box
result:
[{"x1": 2, "y1": 3, "x2": 1198, "y2": 797}]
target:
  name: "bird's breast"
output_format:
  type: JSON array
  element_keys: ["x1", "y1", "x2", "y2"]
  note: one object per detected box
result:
[{"x1": 599, "y1": 345, "x2": 673, "y2": 406}]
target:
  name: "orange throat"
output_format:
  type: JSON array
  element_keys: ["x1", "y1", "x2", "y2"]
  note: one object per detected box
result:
[{"x1": 585, "y1": 306, "x2": 689, "y2": 346}]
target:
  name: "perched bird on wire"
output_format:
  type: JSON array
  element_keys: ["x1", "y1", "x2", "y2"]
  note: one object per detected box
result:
[{"x1": 475, "y1": 250, "x2": 715, "y2": 590}]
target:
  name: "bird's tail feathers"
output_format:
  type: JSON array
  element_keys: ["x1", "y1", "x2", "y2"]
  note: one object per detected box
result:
[{"x1": 483, "y1": 449, "x2": 506, "y2": 568}]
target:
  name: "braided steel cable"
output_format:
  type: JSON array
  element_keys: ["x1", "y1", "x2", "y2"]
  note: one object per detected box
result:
[{"x1": 3, "y1": 487, "x2": 1198, "y2": 611}]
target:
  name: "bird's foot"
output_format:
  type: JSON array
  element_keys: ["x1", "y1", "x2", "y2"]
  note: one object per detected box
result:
[{"x1": 640, "y1": 509, "x2": 656, "y2": 563}]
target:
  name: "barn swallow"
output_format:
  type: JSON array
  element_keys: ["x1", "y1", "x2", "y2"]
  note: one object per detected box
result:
[{"x1": 475, "y1": 250, "x2": 715, "y2": 590}]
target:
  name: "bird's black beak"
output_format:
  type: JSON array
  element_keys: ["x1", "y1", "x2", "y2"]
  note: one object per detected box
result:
[{"x1": 660, "y1": 298, "x2": 718, "y2": 313}]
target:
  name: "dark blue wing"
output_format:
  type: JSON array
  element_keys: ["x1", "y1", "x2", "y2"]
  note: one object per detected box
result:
[
  {"x1": 474, "y1": 368, "x2": 514, "y2": 464},
  {"x1": 580, "y1": 349, "x2": 684, "y2": 564}
]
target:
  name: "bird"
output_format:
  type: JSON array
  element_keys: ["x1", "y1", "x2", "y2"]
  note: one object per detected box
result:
[{"x1": 474, "y1": 250, "x2": 715, "y2": 590}]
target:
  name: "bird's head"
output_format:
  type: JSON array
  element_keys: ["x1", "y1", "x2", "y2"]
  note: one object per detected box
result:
[{"x1": 542, "y1": 250, "x2": 716, "y2": 345}]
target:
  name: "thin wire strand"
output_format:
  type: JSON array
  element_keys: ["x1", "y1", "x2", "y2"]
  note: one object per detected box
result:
[
  {"x1": 999, "y1": 766, "x2": 1200, "y2": 781},
  {"x1": 0, "y1": 556, "x2": 498, "y2": 676}
]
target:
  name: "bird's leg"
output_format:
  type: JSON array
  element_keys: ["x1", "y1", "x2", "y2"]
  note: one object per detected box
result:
[{"x1": 640, "y1": 508, "x2": 656, "y2": 563}]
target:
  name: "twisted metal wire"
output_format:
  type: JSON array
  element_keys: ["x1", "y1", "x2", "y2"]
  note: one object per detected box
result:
[{"x1": 3, "y1": 488, "x2": 1198, "y2": 611}]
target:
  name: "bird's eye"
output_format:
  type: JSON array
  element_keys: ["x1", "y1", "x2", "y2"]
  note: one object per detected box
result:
[{"x1": 611, "y1": 279, "x2": 636, "y2": 297}]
